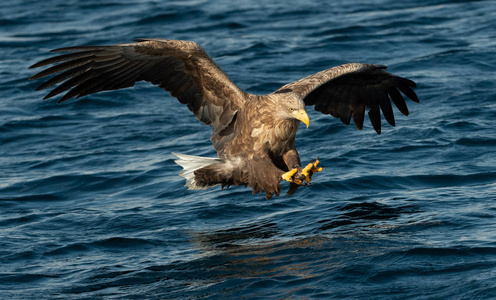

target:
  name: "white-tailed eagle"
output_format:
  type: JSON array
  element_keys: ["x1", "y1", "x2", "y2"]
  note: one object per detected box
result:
[{"x1": 30, "y1": 39, "x2": 419, "y2": 199}]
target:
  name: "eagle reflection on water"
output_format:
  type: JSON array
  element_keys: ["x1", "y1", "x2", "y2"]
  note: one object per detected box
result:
[{"x1": 180, "y1": 201, "x2": 424, "y2": 289}]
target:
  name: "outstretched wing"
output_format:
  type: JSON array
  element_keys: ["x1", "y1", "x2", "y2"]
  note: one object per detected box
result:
[
  {"x1": 29, "y1": 38, "x2": 245, "y2": 151},
  {"x1": 274, "y1": 63, "x2": 419, "y2": 134}
]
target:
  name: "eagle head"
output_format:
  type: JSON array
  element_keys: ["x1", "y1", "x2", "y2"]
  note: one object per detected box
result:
[{"x1": 278, "y1": 93, "x2": 310, "y2": 128}]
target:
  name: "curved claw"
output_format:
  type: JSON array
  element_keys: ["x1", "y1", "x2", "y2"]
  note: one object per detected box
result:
[
  {"x1": 282, "y1": 168, "x2": 298, "y2": 183},
  {"x1": 302, "y1": 158, "x2": 324, "y2": 183},
  {"x1": 283, "y1": 159, "x2": 324, "y2": 186}
]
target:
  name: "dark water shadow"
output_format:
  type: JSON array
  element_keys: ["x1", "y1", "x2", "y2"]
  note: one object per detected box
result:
[
  {"x1": 317, "y1": 201, "x2": 423, "y2": 231},
  {"x1": 188, "y1": 219, "x2": 280, "y2": 251}
]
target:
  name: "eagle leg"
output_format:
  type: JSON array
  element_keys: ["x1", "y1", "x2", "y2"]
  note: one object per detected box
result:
[{"x1": 301, "y1": 158, "x2": 324, "y2": 183}]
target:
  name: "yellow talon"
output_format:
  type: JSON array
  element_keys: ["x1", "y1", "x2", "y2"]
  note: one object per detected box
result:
[
  {"x1": 283, "y1": 159, "x2": 323, "y2": 185},
  {"x1": 302, "y1": 159, "x2": 323, "y2": 182},
  {"x1": 282, "y1": 168, "x2": 298, "y2": 182}
]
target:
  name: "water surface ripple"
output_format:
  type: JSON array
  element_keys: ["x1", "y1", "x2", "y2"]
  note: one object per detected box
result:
[{"x1": 1, "y1": 0, "x2": 496, "y2": 299}]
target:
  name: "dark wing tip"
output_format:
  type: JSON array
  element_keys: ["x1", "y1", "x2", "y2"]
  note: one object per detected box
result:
[
  {"x1": 35, "y1": 84, "x2": 46, "y2": 91},
  {"x1": 57, "y1": 97, "x2": 70, "y2": 104},
  {"x1": 395, "y1": 77, "x2": 420, "y2": 103},
  {"x1": 42, "y1": 93, "x2": 54, "y2": 100},
  {"x1": 29, "y1": 72, "x2": 47, "y2": 80},
  {"x1": 373, "y1": 64, "x2": 387, "y2": 70},
  {"x1": 403, "y1": 77, "x2": 417, "y2": 89},
  {"x1": 28, "y1": 62, "x2": 42, "y2": 69}
]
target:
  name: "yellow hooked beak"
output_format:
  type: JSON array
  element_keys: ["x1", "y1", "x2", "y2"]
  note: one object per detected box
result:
[{"x1": 292, "y1": 108, "x2": 310, "y2": 128}]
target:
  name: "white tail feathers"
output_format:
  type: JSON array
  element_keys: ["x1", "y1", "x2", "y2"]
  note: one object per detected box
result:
[{"x1": 173, "y1": 152, "x2": 221, "y2": 190}]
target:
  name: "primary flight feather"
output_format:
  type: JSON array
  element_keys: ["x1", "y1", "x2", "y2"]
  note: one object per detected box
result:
[{"x1": 30, "y1": 38, "x2": 419, "y2": 199}]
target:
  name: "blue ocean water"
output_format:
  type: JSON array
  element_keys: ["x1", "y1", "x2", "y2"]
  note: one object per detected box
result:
[{"x1": 1, "y1": 0, "x2": 496, "y2": 298}]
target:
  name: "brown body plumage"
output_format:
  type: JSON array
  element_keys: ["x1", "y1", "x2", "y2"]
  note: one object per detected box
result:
[{"x1": 29, "y1": 39, "x2": 419, "y2": 199}]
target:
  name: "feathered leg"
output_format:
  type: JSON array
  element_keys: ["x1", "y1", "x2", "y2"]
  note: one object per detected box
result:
[{"x1": 281, "y1": 150, "x2": 306, "y2": 195}]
